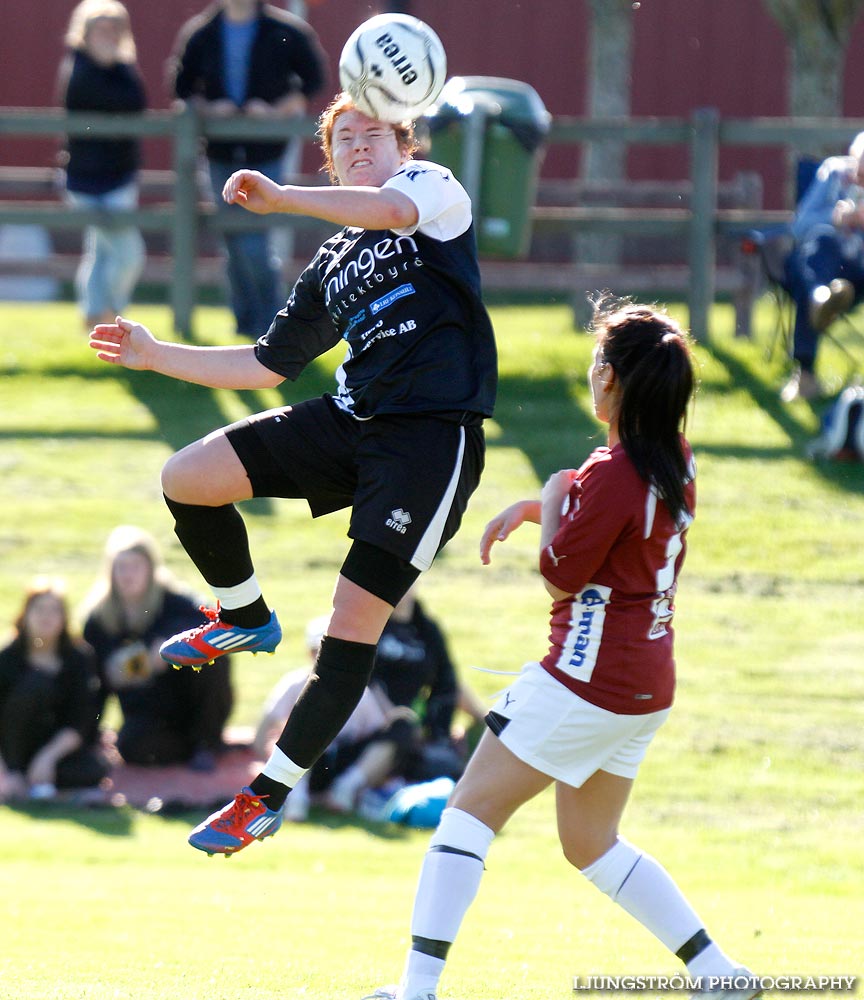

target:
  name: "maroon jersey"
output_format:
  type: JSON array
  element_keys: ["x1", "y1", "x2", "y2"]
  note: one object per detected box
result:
[{"x1": 539, "y1": 441, "x2": 696, "y2": 715}]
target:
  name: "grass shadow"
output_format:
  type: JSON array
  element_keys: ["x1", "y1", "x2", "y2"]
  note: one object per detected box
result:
[
  {"x1": 6, "y1": 800, "x2": 136, "y2": 838},
  {"x1": 491, "y1": 372, "x2": 600, "y2": 481},
  {"x1": 703, "y1": 337, "x2": 864, "y2": 492}
]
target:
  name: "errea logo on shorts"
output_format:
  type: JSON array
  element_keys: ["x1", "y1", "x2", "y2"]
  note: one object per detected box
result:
[{"x1": 386, "y1": 508, "x2": 412, "y2": 534}]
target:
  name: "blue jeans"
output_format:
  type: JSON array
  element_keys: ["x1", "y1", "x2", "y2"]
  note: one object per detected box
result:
[
  {"x1": 785, "y1": 227, "x2": 864, "y2": 368},
  {"x1": 208, "y1": 158, "x2": 285, "y2": 338},
  {"x1": 66, "y1": 180, "x2": 145, "y2": 322}
]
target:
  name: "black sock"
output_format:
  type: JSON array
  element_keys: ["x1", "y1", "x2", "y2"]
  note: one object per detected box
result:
[
  {"x1": 248, "y1": 638, "x2": 377, "y2": 813},
  {"x1": 277, "y1": 636, "x2": 377, "y2": 769},
  {"x1": 163, "y1": 495, "x2": 270, "y2": 627},
  {"x1": 249, "y1": 773, "x2": 289, "y2": 806},
  {"x1": 164, "y1": 494, "x2": 255, "y2": 587},
  {"x1": 219, "y1": 598, "x2": 271, "y2": 630}
]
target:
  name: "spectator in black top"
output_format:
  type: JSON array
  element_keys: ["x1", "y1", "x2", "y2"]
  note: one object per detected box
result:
[
  {"x1": 0, "y1": 578, "x2": 109, "y2": 802},
  {"x1": 58, "y1": 0, "x2": 146, "y2": 330},
  {"x1": 80, "y1": 526, "x2": 234, "y2": 772},
  {"x1": 168, "y1": 0, "x2": 328, "y2": 338}
]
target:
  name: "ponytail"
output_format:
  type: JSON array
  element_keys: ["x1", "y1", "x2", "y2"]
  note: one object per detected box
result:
[{"x1": 591, "y1": 300, "x2": 695, "y2": 525}]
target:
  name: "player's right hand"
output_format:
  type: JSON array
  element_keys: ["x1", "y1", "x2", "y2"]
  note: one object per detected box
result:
[
  {"x1": 88, "y1": 316, "x2": 156, "y2": 370},
  {"x1": 222, "y1": 169, "x2": 285, "y2": 214},
  {"x1": 479, "y1": 499, "x2": 541, "y2": 565}
]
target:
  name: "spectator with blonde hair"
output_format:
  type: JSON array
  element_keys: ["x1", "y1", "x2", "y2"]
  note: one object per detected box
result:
[
  {"x1": 0, "y1": 577, "x2": 109, "y2": 802},
  {"x1": 81, "y1": 526, "x2": 233, "y2": 771},
  {"x1": 58, "y1": 0, "x2": 146, "y2": 330}
]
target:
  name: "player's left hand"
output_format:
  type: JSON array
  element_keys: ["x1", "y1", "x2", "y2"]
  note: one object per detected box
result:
[{"x1": 541, "y1": 469, "x2": 579, "y2": 504}]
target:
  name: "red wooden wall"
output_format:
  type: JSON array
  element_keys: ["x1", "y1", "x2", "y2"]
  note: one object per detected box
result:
[{"x1": 2, "y1": 0, "x2": 864, "y2": 207}]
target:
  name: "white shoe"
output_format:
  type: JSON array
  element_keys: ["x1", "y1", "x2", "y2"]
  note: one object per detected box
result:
[
  {"x1": 690, "y1": 968, "x2": 761, "y2": 1000},
  {"x1": 360, "y1": 988, "x2": 437, "y2": 1000}
]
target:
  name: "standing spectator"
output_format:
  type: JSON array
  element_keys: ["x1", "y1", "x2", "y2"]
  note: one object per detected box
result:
[
  {"x1": 58, "y1": 0, "x2": 146, "y2": 331},
  {"x1": 782, "y1": 131, "x2": 864, "y2": 402},
  {"x1": 168, "y1": 0, "x2": 328, "y2": 338},
  {"x1": 0, "y1": 578, "x2": 109, "y2": 802},
  {"x1": 81, "y1": 526, "x2": 233, "y2": 771}
]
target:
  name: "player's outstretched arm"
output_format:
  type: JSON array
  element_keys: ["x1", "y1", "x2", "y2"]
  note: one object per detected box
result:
[
  {"x1": 480, "y1": 500, "x2": 541, "y2": 565},
  {"x1": 223, "y1": 169, "x2": 418, "y2": 230},
  {"x1": 88, "y1": 317, "x2": 285, "y2": 390}
]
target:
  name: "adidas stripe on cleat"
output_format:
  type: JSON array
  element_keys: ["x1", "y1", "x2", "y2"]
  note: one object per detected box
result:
[
  {"x1": 188, "y1": 787, "x2": 284, "y2": 856},
  {"x1": 159, "y1": 603, "x2": 282, "y2": 668}
]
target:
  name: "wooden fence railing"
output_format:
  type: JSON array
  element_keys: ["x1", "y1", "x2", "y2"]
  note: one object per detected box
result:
[{"x1": 1, "y1": 106, "x2": 862, "y2": 338}]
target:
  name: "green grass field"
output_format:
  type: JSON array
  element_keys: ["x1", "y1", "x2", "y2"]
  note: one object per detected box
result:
[{"x1": 1, "y1": 299, "x2": 863, "y2": 999}]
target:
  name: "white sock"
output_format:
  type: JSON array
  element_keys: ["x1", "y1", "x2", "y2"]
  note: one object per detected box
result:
[
  {"x1": 262, "y1": 745, "x2": 308, "y2": 789},
  {"x1": 212, "y1": 574, "x2": 263, "y2": 611},
  {"x1": 582, "y1": 838, "x2": 715, "y2": 957},
  {"x1": 686, "y1": 942, "x2": 739, "y2": 980},
  {"x1": 401, "y1": 807, "x2": 496, "y2": 998}
]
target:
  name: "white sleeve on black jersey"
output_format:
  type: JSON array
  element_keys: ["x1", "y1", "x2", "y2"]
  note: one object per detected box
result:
[{"x1": 383, "y1": 160, "x2": 472, "y2": 242}]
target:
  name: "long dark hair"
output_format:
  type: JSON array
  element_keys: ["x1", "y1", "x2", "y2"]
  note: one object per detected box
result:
[
  {"x1": 8, "y1": 577, "x2": 78, "y2": 660},
  {"x1": 592, "y1": 298, "x2": 695, "y2": 525}
]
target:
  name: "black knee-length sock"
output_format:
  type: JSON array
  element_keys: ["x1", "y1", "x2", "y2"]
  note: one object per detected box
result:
[
  {"x1": 163, "y1": 494, "x2": 269, "y2": 627},
  {"x1": 250, "y1": 636, "x2": 377, "y2": 810}
]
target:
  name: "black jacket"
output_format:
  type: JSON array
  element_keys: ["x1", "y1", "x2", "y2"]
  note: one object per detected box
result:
[
  {"x1": 59, "y1": 50, "x2": 146, "y2": 194},
  {"x1": 169, "y1": 3, "x2": 327, "y2": 165}
]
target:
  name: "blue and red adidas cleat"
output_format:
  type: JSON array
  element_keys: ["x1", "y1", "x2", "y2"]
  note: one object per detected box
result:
[
  {"x1": 188, "y1": 786, "x2": 284, "y2": 856},
  {"x1": 159, "y1": 604, "x2": 282, "y2": 668}
]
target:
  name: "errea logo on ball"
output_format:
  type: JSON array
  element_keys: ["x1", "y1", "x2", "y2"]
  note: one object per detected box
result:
[
  {"x1": 374, "y1": 32, "x2": 419, "y2": 85},
  {"x1": 387, "y1": 508, "x2": 412, "y2": 533}
]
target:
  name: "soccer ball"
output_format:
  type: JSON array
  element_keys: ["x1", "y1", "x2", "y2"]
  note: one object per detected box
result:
[{"x1": 339, "y1": 13, "x2": 447, "y2": 124}]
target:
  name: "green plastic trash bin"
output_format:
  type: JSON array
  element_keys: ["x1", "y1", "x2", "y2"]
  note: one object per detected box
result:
[{"x1": 424, "y1": 76, "x2": 550, "y2": 258}]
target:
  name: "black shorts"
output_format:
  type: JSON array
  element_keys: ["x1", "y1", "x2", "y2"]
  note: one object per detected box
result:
[{"x1": 224, "y1": 395, "x2": 485, "y2": 571}]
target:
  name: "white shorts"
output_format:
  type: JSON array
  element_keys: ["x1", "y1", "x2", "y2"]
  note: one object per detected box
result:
[{"x1": 488, "y1": 662, "x2": 671, "y2": 787}]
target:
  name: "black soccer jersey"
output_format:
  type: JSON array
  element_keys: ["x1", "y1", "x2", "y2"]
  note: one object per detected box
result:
[{"x1": 254, "y1": 161, "x2": 497, "y2": 421}]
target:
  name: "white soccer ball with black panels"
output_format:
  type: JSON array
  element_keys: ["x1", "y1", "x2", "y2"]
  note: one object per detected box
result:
[{"x1": 339, "y1": 13, "x2": 447, "y2": 124}]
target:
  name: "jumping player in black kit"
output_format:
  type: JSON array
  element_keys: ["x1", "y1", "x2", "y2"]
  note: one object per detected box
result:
[{"x1": 89, "y1": 91, "x2": 497, "y2": 855}]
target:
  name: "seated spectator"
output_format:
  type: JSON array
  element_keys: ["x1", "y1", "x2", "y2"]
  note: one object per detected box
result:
[
  {"x1": 81, "y1": 526, "x2": 233, "y2": 771},
  {"x1": 359, "y1": 586, "x2": 485, "y2": 794},
  {"x1": 783, "y1": 131, "x2": 864, "y2": 402},
  {"x1": 0, "y1": 577, "x2": 110, "y2": 802},
  {"x1": 255, "y1": 590, "x2": 485, "y2": 820}
]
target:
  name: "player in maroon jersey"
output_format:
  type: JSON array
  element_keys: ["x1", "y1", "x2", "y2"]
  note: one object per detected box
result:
[{"x1": 366, "y1": 301, "x2": 758, "y2": 1000}]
